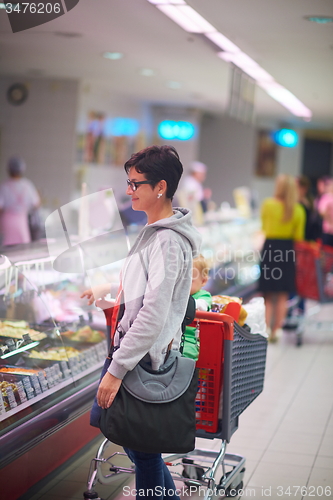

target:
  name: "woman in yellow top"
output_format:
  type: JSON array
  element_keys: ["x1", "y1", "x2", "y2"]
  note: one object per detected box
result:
[{"x1": 259, "y1": 175, "x2": 305, "y2": 342}]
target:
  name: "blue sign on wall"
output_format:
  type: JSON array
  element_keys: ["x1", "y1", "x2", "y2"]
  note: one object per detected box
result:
[
  {"x1": 104, "y1": 118, "x2": 139, "y2": 137},
  {"x1": 158, "y1": 120, "x2": 195, "y2": 141},
  {"x1": 273, "y1": 129, "x2": 298, "y2": 147}
]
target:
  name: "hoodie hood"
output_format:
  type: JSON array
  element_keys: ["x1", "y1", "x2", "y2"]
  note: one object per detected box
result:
[{"x1": 133, "y1": 207, "x2": 202, "y2": 258}]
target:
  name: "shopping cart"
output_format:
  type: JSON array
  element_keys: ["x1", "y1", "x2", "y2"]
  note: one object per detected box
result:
[
  {"x1": 295, "y1": 241, "x2": 333, "y2": 303},
  {"x1": 285, "y1": 241, "x2": 333, "y2": 346},
  {"x1": 83, "y1": 310, "x2": 267, "y2": 500}
]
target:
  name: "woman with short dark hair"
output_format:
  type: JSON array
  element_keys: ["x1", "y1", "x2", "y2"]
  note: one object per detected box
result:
[{"x1": 82, "y1": 145, "x2": 201, "y2": 498}]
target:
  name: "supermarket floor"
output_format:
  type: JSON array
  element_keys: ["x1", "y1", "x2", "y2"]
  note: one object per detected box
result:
[{"x1": 20, "y1": 301, "x2": 333, "y2": 500}]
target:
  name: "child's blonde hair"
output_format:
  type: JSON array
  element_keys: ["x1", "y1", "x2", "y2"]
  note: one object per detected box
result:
[{"x1": 193, "y1": 254, "x2": 210, "y2": 280}]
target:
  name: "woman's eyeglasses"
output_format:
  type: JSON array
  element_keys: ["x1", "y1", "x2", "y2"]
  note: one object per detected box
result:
[{"x1": 126, "y1": 179, "x2": 153, "y2": 192}]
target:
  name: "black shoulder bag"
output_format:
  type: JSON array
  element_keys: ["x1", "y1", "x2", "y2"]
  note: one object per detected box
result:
[{"x1": 91, "y1": 296, "x2": 198, "y2": 454}]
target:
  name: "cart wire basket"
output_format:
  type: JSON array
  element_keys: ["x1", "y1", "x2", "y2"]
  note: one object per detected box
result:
[{"x1": 84, "y1": 310, "x2": 267, "y2": 500}]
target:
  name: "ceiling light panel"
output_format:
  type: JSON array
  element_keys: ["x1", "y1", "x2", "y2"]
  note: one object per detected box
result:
[
  {"x1": 205, "y1": 32, "x2": 240, "y2": 53},
  {"x1": 218, "y1": 51, "x2": 258, "y2": 68},
  {"x1": 177, "y1": 5, "x2": 216, "y2": 33},
  {"x1": 239, "y1": 65, "x2": 274, "y2": 83},
  {"x1": 218, "y1": 51, "x2": 274, "y2": 83},
  {"x1": 147, "y1": 0, "x2": 185, "y2": 4},
  {"x1": 103, "y1": 52, "x2": 123, "y2": 60},
  {"x1": 259, "y1": 82, "x2": 312, "y2": 119},
  {"x1": 157, "y1": 4, "x2": 203, "y2": 32}
]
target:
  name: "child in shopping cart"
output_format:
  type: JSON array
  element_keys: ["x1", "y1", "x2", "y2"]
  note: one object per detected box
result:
[{"x1": 183, "y1": 254, "x2": 212, "y2": 360}]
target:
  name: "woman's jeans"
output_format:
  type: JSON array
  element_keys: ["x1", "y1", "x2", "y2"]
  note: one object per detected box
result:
[{"x1": 124, "y1": 448, "x2": 180, "y2": 499}]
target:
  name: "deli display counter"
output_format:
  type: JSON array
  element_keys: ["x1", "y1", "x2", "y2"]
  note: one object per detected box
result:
[
  {"x1": 0, "y1": 216, "x2": 262, "y2": 498},
  {"x1": 0, "y1": 242, "x2": 112, "y2": 499}
]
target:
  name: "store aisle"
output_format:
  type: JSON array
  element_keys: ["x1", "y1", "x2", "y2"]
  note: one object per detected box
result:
[{"x1": 21, "y1": 302, "x2": 333, "y2": 500}]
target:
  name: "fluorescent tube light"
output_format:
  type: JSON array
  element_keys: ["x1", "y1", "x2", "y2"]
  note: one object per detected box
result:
[
  {"x1": 147, "y1": 0, "x2": 186, "y2": 4},
  {"x1": 259, "y1": 82, "x2": 312, "y2": 119},
  {"x1": 205, "y1": 32, "x2": 240, "y2": 53},
  {"x1": 239, "y1": 65, "x2": 274, "y2": 83},
  {"x1": 177, "y1": 5, "x2": 216, "y2": 33},
  {"x1": 157, "y1": 4, "x2": 202, "y2": 32},
  {"x1": 157, "y1": 4, "x2": 216, "y2": 33},
  {"x1": 218, "y1": 51, "x2": 274, "y2": 82},
  {"x1": 218, "y1": 51, "x2": 258, "y2": 68}
]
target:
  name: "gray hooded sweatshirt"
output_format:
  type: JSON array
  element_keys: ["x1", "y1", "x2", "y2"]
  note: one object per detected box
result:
[{"x1": 108, "y1": 207, "x2": 202, "y2": 380}]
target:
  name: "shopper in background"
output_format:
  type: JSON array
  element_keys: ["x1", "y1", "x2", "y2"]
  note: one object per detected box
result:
[
  {"x1": 318, "y1": 177, "x2": 333, "y2": 247},
  {"x1": 314, "y1": 176, "x2": 329, "y2": 211},
  {"x1": 0, "y1": 157, "x2": 40, "y2": 246},
  {"x1": 178, "y1": 161, "x2": 211, "y2": 226},
  {"x1": 297, "y1": 175, "x2": 322, "y2": 242},
  {"x1": 259, "y1": 174, "x2": 305, "y2": 343},
  {"x1": 82, "y1": 145, "x2": 201, "y2": 499}
]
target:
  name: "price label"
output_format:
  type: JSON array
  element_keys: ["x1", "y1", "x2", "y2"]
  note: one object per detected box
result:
[
  {"x1": 68, "y1": 357, "x2": 79, "y2": 375},
  {"x1": 30, "y1": 374, "x2": 42, "y2": 395},
  {"x1": 6, "y1": 386, "x2": 17, "y2": 409},
  {"x1": 54, "y1": 363, "x2": 63, "y2": 382},
  {"x1": 79, "y1": 352, "x2": 87, "y2": 371},
  {"x1": 0, "y1": 391, "x2": 6, "y2": 414},
  {"x1": 50, "y1": 364, "x2": 60, "y2": 385},
  {"x1": 16, "y1": 381, "x2": 28, "y2": 403},
  {"x1": 38, "y1": 371, "x2": 49, "y2": 392},
  {"x1": 45, "y1": 367, "x2": 55, "y2": 388},
  {"x1": 60, "y1": 360, "x2": 71, "y2": 379},
  {"x1": 23, "y1": 377, "x2": 35, "y2": 400}
]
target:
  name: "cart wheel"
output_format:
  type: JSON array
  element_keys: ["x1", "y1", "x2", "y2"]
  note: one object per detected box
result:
[
  {"x1": 296, "y1": 330, "x2": 303, "y2": 347},
  {"x1": 83, "y1": 491, "x2": 104, "y2": 500},
  {"x1": 225, "y1": 481, "x2": 243, "y2": 497}
]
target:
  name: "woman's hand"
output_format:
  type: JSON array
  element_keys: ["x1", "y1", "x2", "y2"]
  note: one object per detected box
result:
[
  {"x1": 97, "y1": 372, "x2": 122, "y2": 409},
  {"x1": 81, "y1": 283, "x2": 111, "y2": 305},
  {"x1": 80, "y1": 288, "x2": 95, "y2": 305}
]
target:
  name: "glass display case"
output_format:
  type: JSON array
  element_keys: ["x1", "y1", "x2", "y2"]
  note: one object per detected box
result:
[
  {"x1": 199, "y1": 216, "x2": 263, "y2": 299},
  {"x1": 0, "y1": 242, "x2": 113, "y2": 484}
]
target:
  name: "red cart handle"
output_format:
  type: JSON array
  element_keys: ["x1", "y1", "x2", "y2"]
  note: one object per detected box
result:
[
  {"x1": 101, "y1": 308, "x2": 234, "y2": 340},
  {"x1": 194, "y1": 310, "x2": 234, "y2": 340}
]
